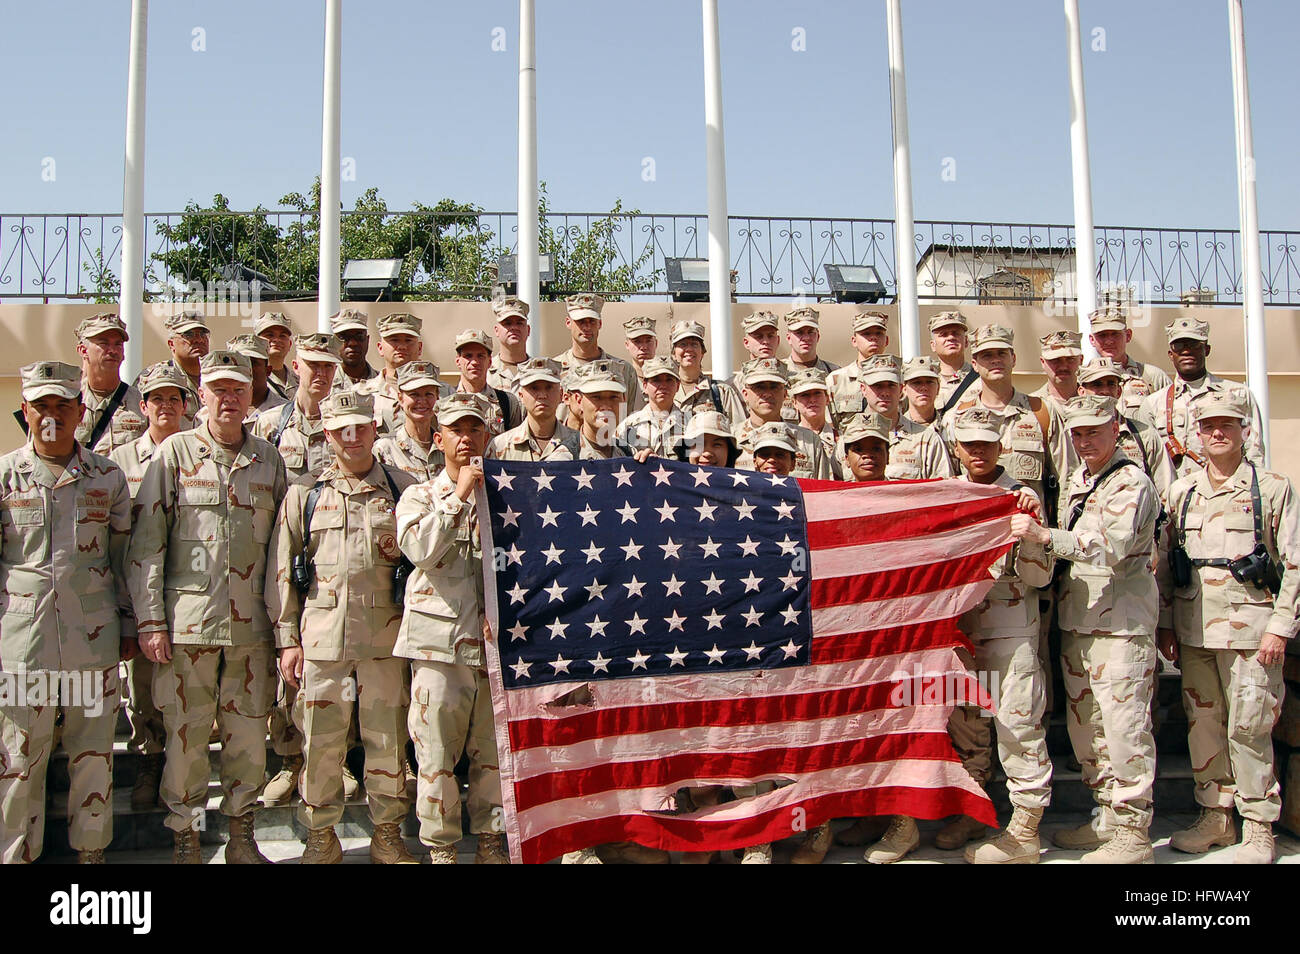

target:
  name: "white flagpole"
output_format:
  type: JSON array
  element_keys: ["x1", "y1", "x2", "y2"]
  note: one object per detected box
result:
[
  {"x1": 519, "y1": 0, "x2": 540, "y2": 357},
  {"x1": 886, "y1": 0, "x2": 919, "y2": 360},
  {"x1": 1228, "y1": 0, "x2": 1269, "y2": 460},
  {"x1": 318, "y1": 0, "x2": 342, "y2": 332},
  {"x1": 702, "y1": 0, "x2": 733, "y2": 376},
  {"x1": 1064, "y1": 0, "x2": 1098, "y2": 356},
  {"x1": 119, "y1": 0, "x2": 148, "y2": 381}
]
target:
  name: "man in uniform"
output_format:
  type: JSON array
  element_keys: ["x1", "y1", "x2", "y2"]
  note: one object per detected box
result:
[
  {"x1": 363, "y1": 312, "x2": 426, "y2": 437},
  {"x1": 255, "y1": 312, "x2": 299, "y2": 400},
  {"x1": 489, "y1": 358, "x2": 581, "y2": 463},
  {"x1": 671, "y1": 319, "x2": 745, "y2": 427},
  {"x1": 487, "y1": 297, "x2": 532, "y2": 393},
  {"x1": 901, "y1": 356, "x2": 943, "y2": 429},
  {"x1": 73, "y1": 312, "x2": 148, "y2": 455},
  {"x1": 1157, "y1": 389, "x2": 1297, "y2": 864},
  {"x1": 1079, "y1": 358, "x2": 1173, "y2": 502},
  {"x1": 395, "y1": 392, "x2": 508, "y2": 864},
  {"x1": 553, "y1": 294, "x2": 642, "y2": 422},
  {"x1": 162, "y1": 310, "x2": 210, "y2": 397},
  {"x1": 1088, "y1": 306, "x2": 1170, "y2": 420},
  {"x1": 826, "y1": 311, "x2": 891, "y2": 423},
  {"x1": 266, "y1": 389, "x2": 418, "y2": 864},
  {"x1": 128, "y1": 351, "x2": 288, "y2": 864},
  {"x1": 859, "y1": 354, "x2": 953, "y2": 481},
  {"x1": 930, "y1": 310, "x2": 975, "y2": 413},
  {"x1": 733, "y1": 359, "x2": 837, "y2": 480},
  {"x1": 623, "y1": 315, "x2": 659, "y2": 392},
  {"x1": 224, "y1": 334, "x2": 287, "y2": 423},
  {"x1": 374, "y1": 361, "x2": 446, "y2": 482},
  {"x1": 110, "y1": 362, "x2": 192, "y2": 811},
  {"x1": 739, "y1": 310, "x2": 781, "y2": 362},
  {"x1": 571, "y1": 361, "x2": 634, "y2": 461},
  {"x1": 454, "y1": 328, "x2": 523, "y2": 437},
  {"x1": 0, "y1": 362, "x2": 135, "y2": 864},
  {"x1": 782, "y1": 306, "x2": 840, "y2": 377},
  {"x1": 1142, "y1": 316, "x2": 1265, "y2": 482},
  {"x1": 1031, "y1": 330, "x2": 1083, "y2": 507},
  {"x1": 1011, "y1": 394, "x2": 1162, "y2": 863},
  {"x1": 618, "y1": 356, "x2": 686, "y2": 459},
  {"x1": 332, "y1": 309, "x2": 380, "y2": 391}
]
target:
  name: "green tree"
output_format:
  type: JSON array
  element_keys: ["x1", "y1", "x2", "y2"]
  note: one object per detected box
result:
[
  {"x1": 151, "y1": 194, "x2": 281, "y2": 293},
  {"x1": 82, "y1": 246, "x2": 120, "y2": 304},
  {"x1": 537, "y1": 182, "x2": 660, "y2": 300}
]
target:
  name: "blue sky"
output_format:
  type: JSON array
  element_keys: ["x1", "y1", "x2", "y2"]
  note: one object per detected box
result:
[{"x1": 2, "y1": 0, "x2": 1296, "y2": 228}]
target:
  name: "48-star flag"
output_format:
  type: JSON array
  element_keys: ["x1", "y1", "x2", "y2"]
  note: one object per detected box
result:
[{"x1": 477, "y1": 456, "x2": 1018, "y2": 864}]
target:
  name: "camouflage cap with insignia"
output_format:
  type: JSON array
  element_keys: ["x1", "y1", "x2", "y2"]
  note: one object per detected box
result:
[
  {"x1": 253, "y1": 312, "x2": 293, "y2": 336},
  {"x1": 1062, "y1": 394, "x2": 1117, "y2": 429},
  {"x1": 641, "y1": 356, "x2": 681, "y2": 381},
  {"x1": 75, "y1": 312, "x2": 128, "y2": 343},
  {"x1": 163, "y1": 309, "x2": 209, "y2": 335},
  {"x1": 788, "y1": 366, "x2": 830, "y2": 395},
  {"x1": 565, "y1": 293, "x2": 605, "y2": 320},
  {"x1": 491, "y1": 296, "x2": 530, "y2": 320},
  {"x1": 226, "y1": 334, "x2": 269, "y2": 361},
  {"x1": 751, "y1": 421, "x2": 799, "y2": 455},
  {"x1": 1078, "y1": 357, "x2": 1125, "y2": 385},
  {"x1": 435, "y1": 391, "x2": 492, "y2": 425},
  {"x1": 1088, "y1": 306, "x2": 1128, "y2": 333},
  {"x1": 321, "y1": 389, "x2": 375, "y2": 430},
  {"x1": 740, "y1": 357, "x2": 789, "y2": 388},
  {"x1": 571, "y1": 359, "x2": 627, "y2": 394},
  {"x1": 622, "y1": 315, "x2": 657, "y2": 339},
  {"x1": 670, "y1": 319, "x2": 707, "y2": 348},
  {"x1": 199, "y1": 350, "x2": 253, "y2": 386},
  {"x1": 1040, "y1": 329, "x2": 1084, "y2": 359},
  {"x1": 453, "y1": 328, "x2": 493, "y2": 352},
  {"x1": 1191, "y1": 387, "x2": 1252, "y2": 424},
  {"x1": 971, "y1": 323, "x2": 1015, "y2": 355},
  {"x1": 859, "y1": 353, "x2": 902, "y2": 385},
  {"x1": 136, "y1": 361, "x2": 194, "y2": 397},
  {"x1": 516, "y1": 357, "x2": 564, "y2": 387},
  {"x1": 685, "y1": 409, "x2": 736, "y2": 444},
  {"x1": 783, "y1": 306, "x2": 820, "y2": 331},
  {"x1": 951, "y1": 407, "x2": 1004, "y2": 444},
  {"x1": 376, "y1": 312, "x2": 422, "y2": 339},
  {"x1": 902, "y1": 356, "x2": 941, "y2": 382},
  {"x1": 330, "y1": 308, "x2": 369, "y2": 334},
  {"x1": 560, "y1": 369, "x2": 581, "y2": 393},
  {"x1": 20, "y1": 361, "x2": 81, "y2": 402},
  {"x1": 1166, "y1": 315, "x2": 1210, "y2": 344},
  {"x1": 841, "y1": 412, "x2": 892, "y2": 447},
  {"x1": 741, "y1": 310, "x2": 780, "y2": 334},
  {"x1": 928, "y1": 310, "x2": 968, "y2": 333},
  {"x1": 396, "y1": 360, "x2": 443, "y2": 392},
  {"x1": 295, "y1": 333, "x2": 343, "y2": 365},
  {"x1": 851, "y1": 311, "x2": 889, "y2": 334}
]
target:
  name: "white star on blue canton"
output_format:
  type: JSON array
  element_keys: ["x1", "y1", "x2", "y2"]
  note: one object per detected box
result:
[
  {"x1": 585, "y1": 579, "x2": 607, "y2": 600},
  {"x1": 586, "y1": 615, "x2": 609, "y2": 638},
  {"x1": 660, "y1": 538, "x2": 683, "y2": 559},
  {"x1": 616, "y1": 502, "x2": 639, "y2": 523},
  {"x1": 781, "y1": 640, "x2": 799, "y2": 659},
  {"x1": 505, "y1": 544, "x2": 524, "y2": 566},
  {"x1": 729, "y1": 471, "x2": 750, "y2": 487},
  {"x1": 623, "y1": 576, "x2": 646, "y2": 598},
  {"x1": 546, "y1": 620, "x2": 569, "y2": 640},
  {"x1": 779, "y1": 571, "x2": 800, "y2": 592},
  {"x1": 544, "y1": 580, "x2": 566, "y2": 602},
  {"x1": 779, "y1": 606, "x2": 800, "y2": 625},
  {"x1": 577, "y1": 505, "x2": 600, "y2": 526},
  {"x1": 768, "y1": 474, "x2": 789, "y2": 487},
  {"x1": 506, "y1": 583, "x2": 527, "y2": 606},
  {"x1": 741, "y1": 641, "x2": 763, "y2": 660},
  {"x1": 550, "y1": 653, "x2": 571, "y2": 674},
  {"x1": 626, "y1": 613, "x2": 648, "y2": 635},
  {"x1": 703, "y1": 609, "x2": 725, "y2": 630},
  {"x1": 501, "y1": 506, "x2": 521, "y2": 528},
  {"x1": 533, "y1": 471, "x2": 556, "y2": 491},
  {"x1": 621, "y1": 539, "x2": 643, "y2": 560},
  {"x1": 612, "y1": 466, "x2": 635, "y2": 487},
  {"x1": 492, "y1": 472, "x2": 516, "y2": 491},
  {"x1": 741, "y1": 606, "x2": 762, "y2": 627},
  {"x1": 701, "y1": 573, "x2": 724, "y2": 595},
  {"x1": 538, "y1": 506, "x2": 561, "y2": 528},
  {"x1": 773, "y1": 500, "x2": 796, "y2": 520},
  {"x1": 589, "y1": 652, "x2": 611, "y2": 674},
  {"x1": 694, "y1": 501, "x2": 717, "y2": 521},
  {"x1": 508, "y1": 622, "x2": 529, "y2": 641},
  {"x1": 628, "y1": 649, "x2": 651, "y2": 670},
  {"x1": 700, "y1": 537, "x2": 722, "y2": 558},
  {"x1": 737, "y1": 536, "x2": 761, "y2": 557},
  {"x1": 664, "y1": 610, "x2": 686, "y2": 631},
  {"x1": 663, "y1": 575, "x2": 685, "y2": 597},
  {"x1": 656, "y1": 500, "x2": 678, "y2": 522},
  {"x1": 735, "y1": 499, "x2": 756, "y2": 520},
  {"x1": 740, "y1": 571, "x2": 762, "y2": 593},
  {"x1": 691, "y1": 468, "x2": 711, "y2": 487},
  {"x1": 582, "y1": 542, "x2": 605, "y2": 564},
  {"x1": 542, "y1": 543, "x2": 564, "y2": 565},
  {"x1": 777, "y1": 535, "x2": 799, "y2": 555},
  {"x1": 510, "y1": 658, "x2": 532, "y2": 679},
  {"x1": 573, "y1": 469, "x2": 596, "y2": 489},
  {"x1": 650, "y1": 465, "x2": 673, "y2": 486},
  {"x1": 665, "y1": 646, "x2": 688, "y2": 667},
  {"x1": 704, "y1": 645, "x2": 727, "y2": 664}
]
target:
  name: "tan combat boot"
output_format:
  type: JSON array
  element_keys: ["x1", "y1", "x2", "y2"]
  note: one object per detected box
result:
[
  {"x1": 1051, "y1": 806, "x2": 1117, "y2": 850},
  {"x1": 130, "y1": 753, "x2": 163, "y2": 811},
  {"x1": 475, "y1": 832, "x2": 510, "y2": 864},
  {"x1": 262, "y1": 754, "x2": 302, "y2": 807},
  {"x1": 597, "y1": 841, "x2": 670, "y2": 864},
  {"x1": 302, "y1": 826, "x2": 343, "y2": 864},
  {"x1": 740, "y1": 842, "x2": 773, "y2": 864},
  {"x1": 1170, "y1": 807, "x2": 1235, "y2": 854},
  {"x1": 964, "y1": 806, "x2": 1043, "y2": 864},
  {"x1": 429, "y1": 844, "x2": 458, "y2": 864},
  {"x1": 790, "y1": 822, "x2": 832, "y2": 864},
  {"x1": 1234, "y1": 819, "x2": 1275, "y2": 865},
  {"x1": 172, "y1": 828, "x2": 201, "y2": 865},
  {"x1": 369, "y1": 823, "x2": 416, "y2": 864},
  {"x1": 835, "y1": 815, "x2": 890, "y2": 846},
  {"x1": 342, "y1": 765, "x2": 360, "y2": 801},
  {"x1": 561, "y1": 846, "x2": 603, "y2": 864},
  {"x1": 1080, "y1": 824, "x2": 1153, "y2": 864},
  {"x1": 864, "y1": 816, "x2": 919, "y2": 864},
  {"x1": 224, "y1": 813, "x2": 271, "y2": 864},
  {"x1": 77, "y1": 849, "x2": 106, "y2": 864},
  {"x1": 934, "y1": 815, "x2": 991, "y2": 850}
]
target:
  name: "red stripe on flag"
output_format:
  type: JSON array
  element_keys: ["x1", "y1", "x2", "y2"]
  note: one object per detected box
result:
[
  {"x1": 811, "y1": 547, "x2": 1005, "y2": 608},
  {"x1": 808, "y1": 619, "x2": 972, "y2": 664},
  {"x1": 806, "y1": 493, "x2": 1017, "y2": 549}
]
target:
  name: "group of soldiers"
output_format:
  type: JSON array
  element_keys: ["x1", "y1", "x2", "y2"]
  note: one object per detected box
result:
[{"x1": 0, "y1": 291, "x2": 1294, "y2": 865}]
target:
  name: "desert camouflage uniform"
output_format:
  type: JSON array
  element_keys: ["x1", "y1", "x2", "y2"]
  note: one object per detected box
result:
[
  {"x1": 674, "y1": 375, "x2": 746, "y2": 428},
  {"x1": 734, "y1": 418, "x2": 839, "y2": 480},
  {"x1": 0, "y1": 443, "x2": 133, "y2": 862},
  {"x1": 1116, "y1": 412, "x2": 1175, "y2": 504},
  {"x1": 886, "y1": 415, "x2": 954, "y2": 481},
  {"x1": 489, "y1": 420, "x2": 581, "y2": 463},
  {"x1": 195, "y1": 388, "x2": 286, "y2": 429},
  {"x1": 937, "y1": 361, "x2": 976, "y2": 410},
  {"x1": 554, "y1": 348, "x2": 643, "y2": 424},
  {"x1": 336, "y1": 364, "x2": 380, "y2": 393},
  {"x1": 374, "y1": 428, "x2": 445, "y2": 482},
  {"x1": 487, "y1": 355, "x2": 525, "y2": 393},
  {"x1": 254, "y1": 398, "x2": 333, "y2": 481},
  {"x1": 460, "y1": 384, "x2": 523, "y2": 438},
  {"x1": 578, "y1": 431, "x2": 632, "y2": 461},
  {"x1": 266, "y1": 461, "x2": 416, "y2": 830},
  {"x1": 1142, "y1": 374, "x2": 1265, "y2": 482},
  {"x1": 943, "y1": 390, "x2": 1055, "y2": 508},
  {"x1": 77, "y1": 380, "x2": 149, "y2": 455},
  {"x1": 1159, "y1": 459, "x2": 1299, "y2": 823},
  {"x1": 617, "y1": 406, "x2": 687, "y2": 459},
  {"x1": 1049, "y1": 450, "x2": 1161, "y2": 828},
  {"x1": 394, "y1": 469, "x2": 502, "y2": 848},
  {"x1": 127, "y1": 424, "x2": 287, "y2": 833},
  {"x1": 782, "y1": 356, "x2": 840, "y2": 378},
  {"x1": 1114, "y1": 357, "x2": 1170, "y2": 422},
  {"x1": 353, "y1": 370, "x2": 403, "y2": 438},
  {"x1": 267, "y1": 365, "x2": 299, "y2": 401}
]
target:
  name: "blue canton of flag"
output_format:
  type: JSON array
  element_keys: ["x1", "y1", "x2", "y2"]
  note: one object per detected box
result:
[{"x1": 482, "y1": 457, "x2": 813, "y2": 689}]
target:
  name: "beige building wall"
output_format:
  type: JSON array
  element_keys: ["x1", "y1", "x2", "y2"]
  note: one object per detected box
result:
[{"x1": 3, "y1": 301, "x2": 1297, "y2": 479}]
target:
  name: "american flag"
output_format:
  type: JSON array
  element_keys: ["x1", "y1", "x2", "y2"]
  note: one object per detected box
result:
[{"x1": 477, "y1": 457, "x2": 1017, "y2": 864}]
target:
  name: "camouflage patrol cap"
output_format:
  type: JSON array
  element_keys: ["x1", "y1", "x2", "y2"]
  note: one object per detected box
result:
[
  {"x1": 560, "y1": 369, "x2": 581, "y2": 393},
  {"x1": 75, "y1": 312, "x2": 128, "y2": 342},
  {"x1": 321, "y1": 389, "x2": 375, "y2": 430},
  {"x1": 622, "y1": 315, "x2": 657, "y2": 339},
  {"x1": 330, "y1": 308, "x2": 369, "y2": 334},
  {"x1": 971, "y1": 324, "x2": 1015, "y2": 355},
  {"x1": 1062, "y1": 394, "x2": 1117, "y2": 429},
  {"x1": 454, "y1": 328, "x2": 493, "y2": 353},
  {"x1": 740, "y1": 357, "x2": 789, "y2": 388},
  {"x1": 565, "y1": 293, "x2": 605, "y2": 320},
  {"x1": 841, "y1": 412, "x2": 892, "y2": 447},
  {"x1": 852, "y1": 311, "x2": 889, "y2": 334},
  {"x1": 859, "y1": 353, "x2": 902, "y2": 386},
  {"x1": 788, "y1": 366, "x2": 830, "y2": 395},
  {"x1": 751, "y1": 421, "x2": 799, "y2": 456},
  {"x1": 928, "y1": 310, "x2": 968, "y2": 333},
  {"x1": 253, "y1": 312, "x2": 293, "y2": 336},
  {"x1": 516, "y1": 357, "x2": 564, "y2": 387},
  {"x1": 1040, "y1": 329, "x2": 1084, "y2": 359},
  {"x1": 1191, "y1": 387, "x2": 1252, "y2": 424},
  {"x1": 225, "y1": 334, "x2": 269, "y2": 361},
  {"x1": 199, "y1": 350, "x2": 253, "y2": 386},
  {"x1": 571, "y1": 359, "x2": 626, "y2": 395},
  {"x1": 741, "y1": 310, "x2": 780, "y2": 334},
  {"x1": 670, "y1": 319, "x2": 707, "y2": 348},
  {"x1": 396, "y1": 360, "x2": 443, "y2": 392},
  {"x1": 1088, "y1": 307, "x2": 1128, "y2": 333},
  {"x1": 783, "y1": 306, "x2": 820, "y2": 331},
  {"x1": 163, "y1": 310, "x2": 209, "y2": 335},
  {"x1": 376, "y1": 312, "x2": 422, "y2": 339},
  {"x1": 685, "y1": 409, "x2": 736, "y2": 444},
  {"x1": 1078, "y1": 358, "x2": 1125, "y2": 385},
  {"x1": 20, "y1": 361, "x2": 81, "y2": 401},
  {"x1": 295, "y1": 333, "x2": 343, "y2": 365},
  {"x1": 951, "y1": 407, "x2": 1004, "y2": 444},
  {"x1": 491, "y1": 296, "x2": 530, "y2": 321},
  {"x1": 641, "y1": 356, "x2": 681, "y2": 381},
  {"x1": 435, "y1": 391, "x2": 492, "y2": 425},
  {"x1": 902, "y1": 356, "x2": 941, "y2": 382},
  {"x1": 1166, "y1": 315, "x2": 1210, "y2": 344},
  {"x1": 136, "y1": 361, "x2": 194, "y2": 397}
]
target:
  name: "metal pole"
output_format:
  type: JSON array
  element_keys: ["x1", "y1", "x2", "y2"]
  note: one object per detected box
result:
[
  {"x1": 119, "y1": 0, "x2": 148, "y2": 381},
  {"x1": 519, "y1": 0, "x2": 540, "y2": 357},
  {"x1": 1229, "y1": 0, "x2": 1270, "y2": 459},
  {"x1": 1064, "y1": 0, "x2": 1098, "y2": 356},
  {"x1": 701, "y1": 0, "x2": 732, "y2": 376},
  {"x1": 886, "y1": 0, "x2": 919, "y2": 360},
  {"x1": 318, "y1": 0, "x2": 342, "y2": 332}
]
